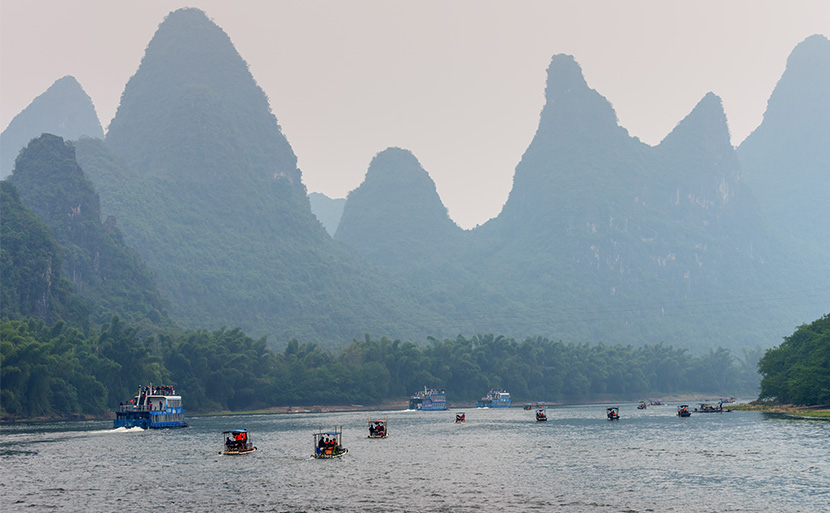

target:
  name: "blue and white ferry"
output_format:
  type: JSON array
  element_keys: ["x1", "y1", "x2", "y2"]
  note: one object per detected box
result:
[
  {"x1": 476, "y1": 389, "x2": 511, "y2": 408},
  {"x1": 408, "y1": 387, "x2": 447, "y2": 410},
  {"x1": 114, "y1": 385, "x2": 187, "y2": 429}
]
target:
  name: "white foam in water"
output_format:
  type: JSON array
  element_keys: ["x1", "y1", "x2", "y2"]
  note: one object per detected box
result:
[{"x1": 90, "y1": 426, "x2": 146, "y2": 434}]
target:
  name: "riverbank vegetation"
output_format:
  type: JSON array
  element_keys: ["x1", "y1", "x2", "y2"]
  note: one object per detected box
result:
[
  {"x1": 757, "y1": 314, "x2": 830, "y2": 406},
  {"x1": 1, "y1": 316, "x2": 760, "y2": 420}
]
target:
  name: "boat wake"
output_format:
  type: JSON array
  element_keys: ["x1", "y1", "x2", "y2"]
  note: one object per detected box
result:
[{"x1": 90, "y1": 426, "x2": 145, "y2": 435}]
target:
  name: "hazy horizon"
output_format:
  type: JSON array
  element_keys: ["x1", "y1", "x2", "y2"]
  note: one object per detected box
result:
[{"x1": 2, "y1": 0, "x2": 828, "y2": 228}]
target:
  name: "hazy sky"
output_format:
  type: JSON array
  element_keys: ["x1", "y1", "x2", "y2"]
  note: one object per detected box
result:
[{"x1": 2, "y1": 1, "x2": 828, "y2": 228}]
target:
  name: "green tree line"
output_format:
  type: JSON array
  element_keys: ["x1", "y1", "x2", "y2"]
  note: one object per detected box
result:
[
  {"x1": 758, "y1": 314, "x2": 830, "y2": 405},
  {"x1": 1, "y1": 316, "x2": 760, "y2": 418}
]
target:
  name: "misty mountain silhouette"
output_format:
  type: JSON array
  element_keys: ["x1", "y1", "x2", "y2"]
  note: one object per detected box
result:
[
  {"x1": 335, "y1": 147, "x2": 465, "y2": 267},
  {"x1": 739, "y1": 34, "x2": 830, "y2": 252},
  {"x1": 1, "y1": 76, "x2": 103, "y2": 178},
  {"x1": 82, "y1": 8, "x2": 440, "y2": 341},
  {"x1": 4, "y1": 8, "x2": 826, "y2": 350}
]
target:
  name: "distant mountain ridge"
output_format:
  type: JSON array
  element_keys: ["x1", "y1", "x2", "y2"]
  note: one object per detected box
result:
[
  {"x1": 4, "y1": 9, "x2": 825, "y2": 351},
  {"x1": 1, "y1": 76, "x2": 103, "y2": 179},
  {"x1": 308, "y1": 192, "x2": 345, "y2": 236},
  {"x1": 465, "y1": 55, "x2": 784, "y2": 346},
  {"x1": 81, "y1": 8, "x2": 442, "y2": 341}
]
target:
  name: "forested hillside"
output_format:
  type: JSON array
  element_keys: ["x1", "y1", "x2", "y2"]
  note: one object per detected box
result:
[
  {"x1": 336, "y1": 147, "x2": 466, "y2": 264},
  {"x1": 738, "y1": 34, "x2": 830, "y2": 301},
  {"x1": 7, "y1": 134, "x2": 173, "y2": 331},
  {"x1": 339, "y1": 56, "x2": 795, "y2": 350},
  {"x1": 2, "y1": 7, "x2": 825, "y2": 355},
  {"x1": 0, "y1": 181, "x2": 89, "y2": 328},
  {"x1": 84, "y1": 8, "x2": 445, "y2": 343}
]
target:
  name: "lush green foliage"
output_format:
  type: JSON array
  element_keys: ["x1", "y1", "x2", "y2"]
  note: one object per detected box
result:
[
  {"x1": 1, "y1": 319, "x2": 114, "y2": 416},
  {"x1": 1, "y1": 181, "x2": 90, "y2": 328},
  {"x1": 1, "y1": 316, "x2": 759, "y2": 418},
  {"x1": 7, "y1": 134, "x2": 173, "y2": 332},
  {"x1": 758, "y1": 314, "x2": 830, "y2": 405}
]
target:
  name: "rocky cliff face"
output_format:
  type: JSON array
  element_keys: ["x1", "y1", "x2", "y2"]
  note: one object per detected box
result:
[{"x1": 1, "y1": 76, "x2": 103, "y2": 178}]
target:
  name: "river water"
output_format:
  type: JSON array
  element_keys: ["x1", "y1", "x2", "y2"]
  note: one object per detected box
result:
[{"x1": 1, "y1": 403, "x2": 828, "y2": 512}]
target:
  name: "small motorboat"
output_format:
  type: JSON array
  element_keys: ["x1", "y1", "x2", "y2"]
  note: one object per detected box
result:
[
  {"x1": 606, "y1": 407, "x2": 620, "y2": 421},
  {"x1": 637, "y1": 402, "x2": 647, "y2": 410},
  {"x1": 535, "y1": 408, "x2": 547, "y2": 422},
  {"x1": 368, "y1": 417, "x2": 388, "y2": 438},
  {"x1": 455, "y1": 412, "x2": 466, "y2": 423},
  {"x1": 695, "y1": 402, "x2": 730, "y2": 413},
  {"x1": 677, "y1": 405, "x2": 691, "y2": 417},
  {"x1": 220, "y1": 429, "x2": 257, "y2": 455},
  {"x1": 313, "y1": 427, "x2": 347, "y2": 459}
]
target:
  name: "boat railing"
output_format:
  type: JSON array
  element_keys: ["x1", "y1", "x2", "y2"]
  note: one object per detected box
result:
[{"x1": 118, "y1": 404, "x2": 168, "y2": 412}]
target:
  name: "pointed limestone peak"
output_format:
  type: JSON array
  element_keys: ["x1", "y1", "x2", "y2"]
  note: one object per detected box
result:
[
  {"x1": 659, "y1": 92, "x2": 732, "y2": 155},
  {"x1": 363, "y1": 147, "x2": 439, "y2": 192},
  {"x1": 536, "y1": 54, "x2": 623, "y2": 141},
  {"x1": 137, "y1": 8, "x2": 247, "y2": 82},
  {"x1": 658, "y1": 92, "x2": 740, "y2": 207},
  {"x1": 755, "y1": 33, "x2": 830, "y2": 134},
  {"x1": 335, "y1": 147, "x2": 461, "y2": 263},
  {"x1": 544, "y1": 54, "x2": 589, "y2": 99},
  {"x1": 107, "y1": 7, "x2": 300, "y2": 191},
  {"x1": 1, "y1": 75, "x2": 103, "y2": 178},
  {"x1": 8, "y1": 133, "x2": 101, "y2": 226}
]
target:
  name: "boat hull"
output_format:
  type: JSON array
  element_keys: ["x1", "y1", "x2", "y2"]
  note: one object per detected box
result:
[
  {"x1": 114, "y1": 411, "x2": 187, "y2": 429},
  {"x1": 476, "y1": 401, "x2": 511, "y2": 408},
  {"x1": 221, "y1": 447, "x2": 257, "y2": 455},
  {"x1": 313, "y1": 448, "x2": 348, "y2": 459}
]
